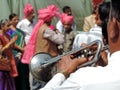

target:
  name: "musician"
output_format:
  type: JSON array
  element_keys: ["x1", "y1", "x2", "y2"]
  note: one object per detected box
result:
[{"x1": 40, "y1": 1, "x2": 120, "y2": 89}]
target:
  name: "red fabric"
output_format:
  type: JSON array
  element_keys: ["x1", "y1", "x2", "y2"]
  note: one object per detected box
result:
[
  {"x1": 92, "y1": 0, "x2": 104, "y2": 6},
  {"x1": 0, "y1": 34, "x2": 18, "y2": 77},
  {"x1": 49, "y1": 25, "x2": 55, "y2": 30}
]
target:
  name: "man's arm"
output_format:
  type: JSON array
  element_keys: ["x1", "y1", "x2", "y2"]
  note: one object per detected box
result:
[
  {"x1": 40, "y1": 55, "x2": 88, "y2": 90},
  {"x1": 43, "y1": 28, "x2": 64, "y2": 44},
  {"x1": 40, "y1": 73, "x2": 65, "y2": 90},
  {"x1": 56, "y1": 20, "x2": 63, "y2": 33},
  {"x1": 83, "y1": 17, "x2": 91, "y2": 32}
]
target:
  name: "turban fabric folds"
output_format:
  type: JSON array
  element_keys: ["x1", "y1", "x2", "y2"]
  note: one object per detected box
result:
[
  {"x1": 61, "y1": 13, "x2": 74, "y2": 24},
  {"x1": 38, "y1": 5, "x2": 60, "y2": 22},
  {"x1": 24, "y1": 3, "x2": 34, "y2": 18}
]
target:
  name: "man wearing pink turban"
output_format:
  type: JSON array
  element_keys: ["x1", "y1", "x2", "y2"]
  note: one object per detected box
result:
[
  {"x1": 59, "y1": 13, "x2": 77, "y2": 53},
  {"x1": 83, "y1": 0, "x2": 105, "y2": 32},
  {"x1": 17, "y1": 3, "x2": 35, "y2": 44},
  {"x1": 16, "y1": 3, "x2": 35, "y2": 90},
  {"x1": 56, "y1": 6, "x2": 76, "y2": 33},
  {"x1": 22, "y1": 5, "x2": 64, "y2": 89}
]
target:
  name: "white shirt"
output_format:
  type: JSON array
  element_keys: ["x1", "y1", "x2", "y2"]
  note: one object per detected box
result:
[
  {"x1": 72, "y1": 25, "x2": 103, "y2": 49},
  {"x1": 40, "y1": 51, "x2": 120, "y2": 90},
  {"x1": 56, "y1": 20, "x2": 76, "y2": 33},
  {"x1": 17, "y1": 19, "x2": 35, "y2": 44}
]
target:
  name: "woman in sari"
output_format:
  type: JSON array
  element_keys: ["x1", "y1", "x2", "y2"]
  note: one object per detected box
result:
[
  {"x1": 0, "y1": 19, "x2": 18, "y2": 90},
  {"x1": 7, "y1": 13, "x2": 28, "y2": 90}
]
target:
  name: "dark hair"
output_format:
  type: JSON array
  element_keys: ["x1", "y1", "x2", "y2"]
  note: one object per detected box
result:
[
  {"x1": 111, "y1": 2, "x2": 120, "y2": 22},
  {"x1": 0, "y1": 19, "x2": 8, "y2": 29},
  {"x1": 62, "y1": 6, "x2": 71, "y2": 13},
  {"x1": 9, "y1": 13, "x2": 17, "y2": 20},
  {"x1": 92, "y1": 6, "x2": 98, "y2": 14},
  {"x1": 98, "y1": 2, "x2": 110, "y2": 44},
  {"x1": 98, "y1": 2, "x2": 110, "y2": 23}
]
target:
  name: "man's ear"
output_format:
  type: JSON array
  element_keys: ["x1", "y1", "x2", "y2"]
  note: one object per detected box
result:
[{"x1": 110, "y1": 17, "x2": 119, "y2": 42}]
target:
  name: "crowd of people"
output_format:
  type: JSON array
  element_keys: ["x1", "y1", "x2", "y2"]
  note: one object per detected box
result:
[{"x1": 1, "y1": 0, "x2": 120, "y2": 90}]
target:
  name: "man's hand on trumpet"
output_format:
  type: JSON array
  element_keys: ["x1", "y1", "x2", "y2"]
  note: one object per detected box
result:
[
  {"x1": 57, "y1": 50, "x2": 108, "y2": 78},
  {"x1": 57, "y1": 55, "x2": 89, "y2": 78},
  {"x1": 96, "y1": 51, "x2": 108, "y2": 66},
  {"x1": 81, "y1": 42, "x2": 108, "y2": 67}
]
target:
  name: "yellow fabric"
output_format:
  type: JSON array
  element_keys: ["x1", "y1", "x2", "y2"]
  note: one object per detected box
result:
[{"x1": 83, "y1": 14, "x2": 96, "y2": 32}]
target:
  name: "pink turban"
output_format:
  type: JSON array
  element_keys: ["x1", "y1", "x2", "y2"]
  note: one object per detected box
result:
[
  {"x1": 61, "y1": 13, "x2": 74, "y2": 24},
  {"x1": 21, "y1": 5, "x2": 60, "y2": 64},
  {"x1": 38, "y1": 5, "x2": 60, "y2": 22},
  {"x1": 24, "y1": 3, "x2": 34, "y2": 18}
]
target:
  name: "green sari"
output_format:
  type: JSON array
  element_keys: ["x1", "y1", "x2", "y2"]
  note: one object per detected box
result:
[
  {"x1": 12, "y1": 28, "x2": 25, "y2": 57},
  {"x1": 12, "y1": 28, "x2": 30, "y2": 90}
]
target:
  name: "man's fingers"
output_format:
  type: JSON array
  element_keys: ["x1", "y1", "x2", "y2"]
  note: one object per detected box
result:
[{"x1": 76, "y1": 57, "x2": 88, "y2": 66}]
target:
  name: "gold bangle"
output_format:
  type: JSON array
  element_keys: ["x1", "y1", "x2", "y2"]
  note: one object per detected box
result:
[{"x1": 5, "y1": 44, "x2": 9, "y2": 49}]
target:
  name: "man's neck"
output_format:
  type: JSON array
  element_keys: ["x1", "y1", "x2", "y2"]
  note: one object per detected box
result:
[
  {"x1": 109, "y1": 39, "x2": 120, "y2": 54},
  {"x1": 26, "y1": 17, "x2": 32, "y2": 23}
]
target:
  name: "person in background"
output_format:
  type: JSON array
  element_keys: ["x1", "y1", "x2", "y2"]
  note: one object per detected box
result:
[
  {"x1": 7, "y1": 13, "x2": 24, "y2": 53},
  {"x1": 17, "y1": 3, "x2": 35, "y2": 90},
  {"x1": 7, "y1": 13, "x2": 19, "y2": 37},
  {"x1": 58, "y1": 13, "x2": 77, "y2": 53},
  {"x1": 17, "y1": 3, "x2": 35, "y2": 44},
  {"x1": 40, "y1": 1, "x2": 120, "y2": 89},
  {"x1": 0, "y1": 19, "x2": 18, "y2": 90},
  {"x1": 7, "y1": 13, "x2": 26, "y2": 90},
  {"x1": 94, "y1": 2, "x2": 110, "y2": 67},
  {"x1": 22, "y1": 5, "x2": 64, "y2": 90},
  {"x1": 73, "y1": 2, "x2": 110, "y2": 67},
  {"x1": 73, "y1": 1, "x2": 110, "y2": 49},
  {"x1": 56, "y1": 6, "x2": 76, "y2": 33},
  {"x1": 83, "y1": 0, "x2": 105, "y2": 32}
]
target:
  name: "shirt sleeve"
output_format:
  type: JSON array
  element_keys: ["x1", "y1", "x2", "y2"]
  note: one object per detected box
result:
[
  {"x1": 40, "y1": 73, "x2": 66, "y2": 90},
  {"x1": 56, "y1": 21, "x2": 63, "y2": 33},
  {"x1": 83, "y1": 17, "x2": 91, "y2": 32},
  {"x1": 43, "y1": 28, "x2": 64, "y2": 44},
  {"x1": 16, "y1": 21, "x2": 22, "y2": 29}
]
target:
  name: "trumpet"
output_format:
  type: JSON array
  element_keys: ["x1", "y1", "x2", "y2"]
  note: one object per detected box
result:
[{"x1": 29, "y1": 40, "x2": 108, "y2": 82}]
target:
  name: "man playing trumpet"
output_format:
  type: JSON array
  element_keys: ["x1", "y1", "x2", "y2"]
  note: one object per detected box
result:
[{"x1": 40, "y1": 1, "x2": 120, "y2": 90}]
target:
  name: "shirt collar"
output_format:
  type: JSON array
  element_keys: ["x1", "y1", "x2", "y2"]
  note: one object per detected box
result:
[
  {"x1": 108, "y1": 51, "x2": 120, "y2": 62},
  {"x1": 24, "y1": 18, "x2": 31, "y2": 26}
]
